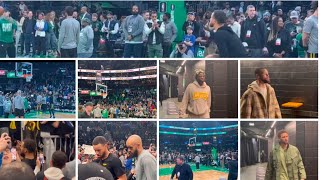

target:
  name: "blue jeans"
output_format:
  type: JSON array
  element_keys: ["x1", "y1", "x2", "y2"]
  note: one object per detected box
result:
[
  {"x1": 123, "y1": 43, "x2": 143, "y2": 58},
  {"x1": 46, "y1": 31, "x2": 57, "y2": 51}
]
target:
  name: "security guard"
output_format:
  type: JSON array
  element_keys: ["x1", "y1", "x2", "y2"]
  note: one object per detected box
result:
[{"x1": 265, "y1": 130, "x2": 306, "y2": 180}]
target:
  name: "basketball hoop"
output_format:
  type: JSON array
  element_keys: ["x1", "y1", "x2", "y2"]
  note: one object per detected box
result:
[{"x1": 25, "y1": 75, "x2": 33, "y2": 82}]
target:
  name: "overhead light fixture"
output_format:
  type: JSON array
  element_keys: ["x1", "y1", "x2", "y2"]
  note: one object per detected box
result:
[
  {"x1": 270, "y1": 121, "x2": 276, "y2": 128},
  {"x1": 160, "y1": 60, "x2": 165, "y2": 63},
  {"x1": 249, "y1": 123, "x2": 254, "y2": 126}
]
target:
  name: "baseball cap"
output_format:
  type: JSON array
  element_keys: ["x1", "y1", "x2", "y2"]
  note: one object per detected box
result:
[
  {"x1": 187, "y1": 12, "x2": 195, "y2": 16},
  {"x1": 263, "y1": 11, "x2": 271, "y2": 17},
  {"x1": 78, "y1": 163, "x2": 113, "y2": 180},
  {"x1": 186, "y1": 25, "x2": 194, "y2": 30},
  {"x1": 81, "y1": 18, "x2": 91, "y2": 24},
  {"x1": 290, "y1": 10, "x2": 299, "y2": 19},
  {"x1": 84, "y1": 102, "x2": 94, "y2": 107}
]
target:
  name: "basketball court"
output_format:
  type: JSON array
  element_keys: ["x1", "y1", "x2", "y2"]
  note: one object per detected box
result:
[
  {"x1": 159, "y1": 164, "x2": 229, "y2": 180},
  {"x1": 7, "y1": 111, "x2": 75, "y2": 118}
]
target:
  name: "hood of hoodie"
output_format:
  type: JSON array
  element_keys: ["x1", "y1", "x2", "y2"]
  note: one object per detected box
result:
[
  {"x1": 44, "y1": 167, "x2": 65, "y2": 180},
  {"x1": 217, "y1": 25, "x2": 235, "y2": 34},
  {"x1": 193, "y1": 81, "x2": 207, "y2": 88}
]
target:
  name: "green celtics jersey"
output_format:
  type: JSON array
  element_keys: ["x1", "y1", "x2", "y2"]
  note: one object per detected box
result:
[
  {"x1": 102, "y1": 109, "x2": 109, "y2": 118},
  {"x1": 0, "y1": 18, "x2": 17, "y2": 43}
]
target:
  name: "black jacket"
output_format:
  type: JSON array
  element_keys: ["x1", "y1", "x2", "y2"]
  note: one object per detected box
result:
[
  {"x1": 241, "y1": 16, "x2": 267, "y2": 49},
  {"x1": 171, "y1": 163, "x2": 193, "y2": 180},
  {"x1": 213, "y1": 25, "x2": 247, "y2": 58},
  {"x1": 22, "y1": 18, "x2": 36, "y2": 34},
  {"x1": 228, "y1": 160, "x2": 238, "y2": 178},
  {"x1": 266, "y1": 28, "x2": 291, "y2": 57}
]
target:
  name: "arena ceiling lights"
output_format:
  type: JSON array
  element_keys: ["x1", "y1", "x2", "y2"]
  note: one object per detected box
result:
[
  {"x1": 78, "y1": 66, "x2": 157, "y2": 73},
  {"x1": 159, "y1": 131, "x2": 227, "y2": 136},
  {"x1": 78, "y1": 75, "x2": 157, "y2": 81},
  {"x1": 159, "y1": 124, "x2": 238, "y2": 131}
]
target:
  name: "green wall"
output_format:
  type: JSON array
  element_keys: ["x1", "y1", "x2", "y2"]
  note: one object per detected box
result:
[{"x1": 158, "y1": 1, "x2": 186, "y2": 42}]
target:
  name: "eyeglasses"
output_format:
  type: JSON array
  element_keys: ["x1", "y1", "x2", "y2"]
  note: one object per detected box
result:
[{"x1": 152, "y1": 16, "x2": 157, "y2": 18}]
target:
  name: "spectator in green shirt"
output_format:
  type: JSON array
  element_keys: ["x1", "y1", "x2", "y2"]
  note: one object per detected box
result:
[
  {"x1": 102, "y1": 106, "x2": 109, "y2": 118},
  {"x1": 0, "y1": 9, "x2": 17, "y2": 58}
]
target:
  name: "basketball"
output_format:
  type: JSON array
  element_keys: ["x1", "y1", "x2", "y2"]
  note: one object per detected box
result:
[{"x1": 0, "y1": 6, "x2": 4, "y2": 16}]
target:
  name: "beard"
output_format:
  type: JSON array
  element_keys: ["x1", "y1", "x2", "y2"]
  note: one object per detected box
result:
[
  {"x1": 132, "y1": 11, "x2": 138, "y2": 15},
  {"x1": 261, "y1": 78, "x2": 270, "y2": 84},
  {"x1": 128, "y1": 149, "x2": 139, "y2": 158},
  {"x1": 196, "y1": 78, "x2": 205, "y2": 86},
  {"x1": 279, "y1": 140, "x2": 288, "y2": 145},
  {"x1": 100, "y1": 151, "x2": 107, "y2": 159}
]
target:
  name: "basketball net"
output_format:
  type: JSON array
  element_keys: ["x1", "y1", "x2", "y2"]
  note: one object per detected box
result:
[{"x1": 24, "y1": 74, "x2": 33, "y2": 82}]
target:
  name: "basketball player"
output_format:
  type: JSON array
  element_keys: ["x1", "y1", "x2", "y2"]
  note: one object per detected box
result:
[{"x1": 92, "y1": 136, "x2": 126, "y2": 180}]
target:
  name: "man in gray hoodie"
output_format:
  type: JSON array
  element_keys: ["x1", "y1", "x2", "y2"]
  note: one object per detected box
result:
[
  {"x1": 58, "y1": 6, "x2": 80, "y2": 58},
  {"x1": 123, "y1": 5, "x2": 145, "y2": 58},
  {"x1": 77, "y1": 18, "x2": 94, "y2": 58}
]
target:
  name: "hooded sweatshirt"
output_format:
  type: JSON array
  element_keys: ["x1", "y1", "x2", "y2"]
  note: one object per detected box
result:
[
  {"x1": 240, "y1": 81, "x2": 282, "y2": 118},
  {"x1": 213, "y1": 25, "x2": 247, "y2": 57},
  {"x1": 180, "y1": 81, "x2": 211, "y2": 116},
  {"x1": 36, "y1": 167, "x2": 69, "y2": 180}
]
